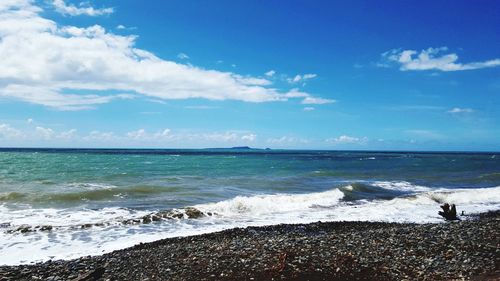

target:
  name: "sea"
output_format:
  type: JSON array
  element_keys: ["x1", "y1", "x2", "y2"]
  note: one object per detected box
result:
[{"x1": 0, "y1": 148, "x2": 499, "y2": 265}]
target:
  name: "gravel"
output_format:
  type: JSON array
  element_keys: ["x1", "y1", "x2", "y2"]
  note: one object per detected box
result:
[{"x1": 1, "y1": 211, "x2": 499, "y2": 281}]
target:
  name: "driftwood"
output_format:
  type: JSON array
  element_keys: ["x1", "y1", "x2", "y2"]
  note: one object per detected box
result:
[{"x1": 438, "y1": 203, "x2": 459, "y2": 220}]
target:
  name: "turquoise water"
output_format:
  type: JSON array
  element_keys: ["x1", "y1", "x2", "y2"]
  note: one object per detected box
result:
[{"x1": 1, "y1": 149, "x2": 499, "y2": 264}]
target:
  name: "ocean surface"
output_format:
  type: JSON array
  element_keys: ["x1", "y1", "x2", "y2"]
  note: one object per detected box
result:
[{"x1": 0, "y1": 148, "x2": 499, "y2": 265}]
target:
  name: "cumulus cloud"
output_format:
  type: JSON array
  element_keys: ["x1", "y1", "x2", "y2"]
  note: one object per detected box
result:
[
  {"x1": 0, "y1": 123, "x2": 23, "y2": 139},
  {"x1": 0, "y1": 1, "x2": 330, "y2": 110},
  {"x1": 52, "y1": 0, "x2": 113, "y2": 16},
  {"x1": 27, "y1": 118, "x2": 34, "y2": 124},
  {"x1": 448, "y1": 107, "x2": 473, "y2": 114},
  {"x1": 0, "y1": 123, "x2": 76, "y2": 141},
  {"x1": 57, "y1": 128, "x2": 77, "y2": 139},
  {"x1": 127, "y1": 128, "x2": 147, "y2": 140},
  {"x1": 35, "y1": 126, "x2": 54, "y2": 140},
  {"x1": 326, "y1": 135, "x2": 368, "y2": 145},
  {"x1": 381, "y1": 47, "x2": 500, "y2": 71}
]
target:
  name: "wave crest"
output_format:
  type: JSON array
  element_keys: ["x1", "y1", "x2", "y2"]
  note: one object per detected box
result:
[{"x1": 196, "y1": 188, "x2": 345, "y2": 216}]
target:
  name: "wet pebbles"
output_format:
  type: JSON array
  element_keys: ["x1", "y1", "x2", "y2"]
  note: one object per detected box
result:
[{"x1": 1, "y1": 211, "x2": 498, "y2": 280}]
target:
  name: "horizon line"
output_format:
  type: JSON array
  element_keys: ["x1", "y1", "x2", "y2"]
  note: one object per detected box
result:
[{"x1": 0, "y1": 147, "x2": 498, "y2": 154}]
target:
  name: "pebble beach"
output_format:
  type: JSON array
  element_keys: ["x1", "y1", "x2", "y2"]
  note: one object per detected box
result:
[{"x1": 1, "y1": 211, "x2": 498, "y2": 281}]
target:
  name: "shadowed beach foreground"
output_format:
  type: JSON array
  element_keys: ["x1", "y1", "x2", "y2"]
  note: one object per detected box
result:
[{"x1": 1, "y1": 212, "x2": 499, "y2": 281}]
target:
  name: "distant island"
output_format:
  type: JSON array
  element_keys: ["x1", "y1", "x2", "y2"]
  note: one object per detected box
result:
[{"x1": 204, "y1": 146, "x2": 271, "y2": 151}]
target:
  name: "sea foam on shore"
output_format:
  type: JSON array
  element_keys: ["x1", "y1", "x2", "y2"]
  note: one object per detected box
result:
[{"x1": 1, "y1": 184, "x2": 499, "y2": 265}]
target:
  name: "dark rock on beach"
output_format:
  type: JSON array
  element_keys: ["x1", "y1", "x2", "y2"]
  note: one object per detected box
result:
[
  {"x1": 4, "y1": 207, "x2": 211, "y2": 234},
  {"x1": 0, "y1": 211, "x2": 499, "y2": 281}
]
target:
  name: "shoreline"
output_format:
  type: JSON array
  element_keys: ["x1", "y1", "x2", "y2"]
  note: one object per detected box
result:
[{"x1": 1, "y1": 211, "x2": 499, "y2": 280}]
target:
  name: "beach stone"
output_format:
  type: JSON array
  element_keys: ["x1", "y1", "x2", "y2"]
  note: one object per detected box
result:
[
  {"x1": 1, "y1": 211, "x2": 499, "y2": 281},
  {"x1": 184, "y1": 207, "x2": 204, "y2": 219},
  {"x1": 142, "y1": 216, "x2": 152, "y2": 224},
  {"x1": 40, "y1": 225, "x2": 52, "y2": 231}
]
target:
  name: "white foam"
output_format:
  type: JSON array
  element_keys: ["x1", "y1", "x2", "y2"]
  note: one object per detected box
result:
[
  {"x1": 0, "y1": 206, "x2": 149, "y2": 228},
  {"x1": 371, "y1": 181, "x2": 431, "y2": 192},
  {"x1": 195, "y1": 188, "x2": 345, "y2": 216},
  {"x1": 0, "y1": 186, "x2": 499, "y2": 265},
  {"x1": 332, "y1": 186, "x2": 500, "y2": 223},
  {"x1": 65, "y1": 183, "x2": 117, "y2": 191},
  {"x1": 0, "y1": 216, "x2": 231, "y2": 265}
]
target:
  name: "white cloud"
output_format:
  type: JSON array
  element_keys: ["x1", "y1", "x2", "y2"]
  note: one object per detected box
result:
[
  {"x1": 35, "y1": 126, "x2": 54, "y2": 140},
  {"x1": 241, "y1": 133, "x2": 256, "y2": 142},
  {"x1": 301, "y1": 96, "x2": 335, "y2": 105},
  {"x1": 381, "y1": 47, "x2": 500, "y2": 71},
  {"x1": 303, "y1": 74, "x2": 317, "y2": 79},
  {"x1": 27, "y1": 118, "x2": 34, "y2": 124},
  {"x1": 0, "y1": 123, "x2": 262, "y2": 147},
  {"x1": 123, "y1": 129, "x2": 256, "y2": 145},
  {"x1": 83, "y1": 130, "x2": 117, "y2": 142},
  {"x1": 280, "y1": 89, "x2": 334, "y2": 105},
  {"x1": 233, "y1": 76, "x2": 271, "y2": 86},
  {"x1": 0, "y1": 2, "x2": 330, "y2": 110},
  {"x1": 127, "y1": 128, "x2": 146, "y2": 140},
  {"x1": 127, "y1": 128, "x2": 172, "y2": 141},
  {"x1": 303, "y1": 107, "x2": 315, "y2": 111},
  {"x1": 57, "y1": 128, "x2": 77, "y2": 139},
  {"x1": 265, "y1": 70, "x2": 275, "y2": 77},
  {"x1": 52, "y1": 0, "x2": 113, "y2": 16},
  {"x1": 116, "y1": 24, "x2": 136, "y2": 31},
  {"x1": 287, "y1": 73, "x2": 317, "y2": 84},
  {"x1": 448, "y1": 107, "x2": 473, "y2": 114},
  {"x1": 156, "y1": 128, "x2": 171, "y2": 138},
  {"x1": 0, "y1": 123, "x2": 23, "y2": 139},
  {"x1": 326, "y1": 135, "x2": 368, "y2": 145},
  {"x1": 1, "y1": 85, "x2": 133, "y2": 110},
  {"x1": 281, "y1": 88, "x2": 310, "y2": 98},
  {"x1": 177, "y1": 53, "x2": 189, "y2": 60},
  {"x1": 267, "y1": 136, "x2": 309, "y2": 145}
]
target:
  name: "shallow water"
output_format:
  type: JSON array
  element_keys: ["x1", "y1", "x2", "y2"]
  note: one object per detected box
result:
[{"x1": 0, "y1": 148, "x2": 499, "y2": 265}]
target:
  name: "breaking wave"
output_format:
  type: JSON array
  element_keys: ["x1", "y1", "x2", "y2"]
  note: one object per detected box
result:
[{"x1": 196, "y1": 188, "x2": 345, "y2": 216}]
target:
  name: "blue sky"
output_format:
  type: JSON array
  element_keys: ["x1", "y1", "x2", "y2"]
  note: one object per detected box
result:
[{"x1": 0, "y1": 0, "x2": 499, "y2": 150}]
